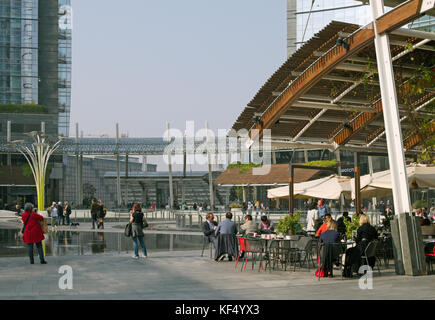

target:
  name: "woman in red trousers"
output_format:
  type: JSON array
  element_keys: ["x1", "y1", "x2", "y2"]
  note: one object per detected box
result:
[{"x1": 21, "y1": 203, "x2": 47, "y2": 264}]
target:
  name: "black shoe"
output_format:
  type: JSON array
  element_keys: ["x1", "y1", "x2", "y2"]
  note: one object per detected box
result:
[
  {"x1": 40, "y1": 260, "x2": 47, "y2": 264},
  {"x1": 30, "y1": 261, "x2": 34, "y2": 264},
  {"x1": 228, "y1": 256, "x2": 233, "y2": 262}
]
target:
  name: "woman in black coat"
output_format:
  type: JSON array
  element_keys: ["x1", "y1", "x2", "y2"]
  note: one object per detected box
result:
[{"x1": 343, "y1": 214, "x2": 378, "y2": 277}]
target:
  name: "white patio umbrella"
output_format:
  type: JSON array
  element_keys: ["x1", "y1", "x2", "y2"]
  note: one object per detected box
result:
[
  {"x1": 351, "y1": 163, "x2": 435, "y2": 199},
  {"x1": 267, "y1": 175, "x2": 352, "y2": 200}
]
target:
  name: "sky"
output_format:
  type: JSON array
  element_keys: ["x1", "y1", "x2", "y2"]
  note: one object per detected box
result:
[{"x1": 70, "y1": 0, "x2": 287, "y2": 139}]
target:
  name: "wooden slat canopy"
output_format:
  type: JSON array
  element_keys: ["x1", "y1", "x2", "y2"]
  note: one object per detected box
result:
[{"x1": 232, "y1": 0, "x2": 434, "y2": 154}]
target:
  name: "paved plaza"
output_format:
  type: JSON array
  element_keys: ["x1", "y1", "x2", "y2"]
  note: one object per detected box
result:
[
  {"x1": 1, "y1": 211, "x2": 435, "y2": 300},
  {"x1": 1, "y1": 248, "x2": 435, "y2": 300}
]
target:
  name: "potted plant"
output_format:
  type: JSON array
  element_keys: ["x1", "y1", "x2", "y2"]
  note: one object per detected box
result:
[
  {"x1": 276, "y1": 210, "x2": 302, "y2": 236},
  {"x1": 343, "y1": 213, "x2": 361, "y2": 240}
]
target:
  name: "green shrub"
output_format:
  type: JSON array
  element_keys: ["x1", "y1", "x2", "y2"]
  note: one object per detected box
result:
[
  {"x1": 229, "y1": 203, "x2": 242, "y2": 209},
  {"x1": 276, "y1": 210, "x2": 302, "y2": 235},
  {"x1": 227, "y1": 162, "x2": 261, "y2": 174},
  {"x1": 0, "y1": 104, "x2": 49, "y2": 114},
  {"x1": 344, "y1": 214, "x2": 361, "y2": 239},
  {"x1": 304, "y1": 159, "x2": 337, "y2": 167}
]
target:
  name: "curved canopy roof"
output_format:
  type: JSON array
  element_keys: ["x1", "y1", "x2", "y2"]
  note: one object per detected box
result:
[{"x1": 233, "y1": 0, "x2": 434, "y2": 154}]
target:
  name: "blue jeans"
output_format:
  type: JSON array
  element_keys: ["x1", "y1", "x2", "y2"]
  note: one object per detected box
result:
[
  {"x1": 27, "y1": 242, "x2": 44, "y2": 263},
  {"x1": 132, "y1": 236, "x2": 147, "y2": 257}
]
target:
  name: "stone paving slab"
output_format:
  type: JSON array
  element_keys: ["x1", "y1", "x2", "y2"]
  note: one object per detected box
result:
[{"x1": 0, "y1": 249, "x2": 435, "y2": 300}]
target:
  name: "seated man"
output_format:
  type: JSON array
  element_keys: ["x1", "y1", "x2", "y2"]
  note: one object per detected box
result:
[
  {"x1": 201, "y1": 212, "x2": 218, "y2": 248},
  {"x1": 240, "y1": 214, "x2": 258, "y2": 236},
  {"x1": 214, "y1": 212, "x2": 238, "y2": 262}
]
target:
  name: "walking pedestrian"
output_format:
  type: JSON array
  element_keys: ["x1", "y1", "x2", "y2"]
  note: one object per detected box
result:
[
  {"x1": 129, "y1": 203, "x2": 148, "y2": 259},
  {"x1": 21, "y1": 203, "x2": 47, "y2": 264},
  {"x1": 90, "y1": 199, "x2": 99, "y2": 229},
  {"x1": 97, "y1": 200, "x2": 106, "y2": 229},
  {"x1": 57, "y1": 201, "x2": 64, "y2": 225}
]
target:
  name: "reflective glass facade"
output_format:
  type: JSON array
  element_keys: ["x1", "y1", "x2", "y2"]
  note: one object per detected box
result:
[
  {"x1": 58, "y1": 0, "x2": 71, "y2": 137},
  {"x1": 295, "y1": 0, "x2": 372, "y2": 49},
  {"x1": 0, "y1": 0, "x2": 39, "y2": 104}
]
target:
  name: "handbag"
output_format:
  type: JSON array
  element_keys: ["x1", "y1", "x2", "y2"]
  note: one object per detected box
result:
[
  {"x1": 39, "y1": 218, "x2": 49, "y2": 234},
  {"x1": 124, "y1": 223, "x2": 132, "y2": 237},
  {"x1": 18, "y1": 212, "x2": 32, "y2": 238},
  {"x1": 142, "y1": 219, "x2": 149, "y2": 229}
]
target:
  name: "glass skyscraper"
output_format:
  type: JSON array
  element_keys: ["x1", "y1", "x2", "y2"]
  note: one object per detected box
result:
[
  {"x1": 0, "y1": 0, "x2": 72, "y2": 137},
  {"x1": 58, "y1": 0, "x2": 72, "y2": 137},
  {"x1": 0, "y1": 0, "x2": 39, "y2": 105},
  {"x1": 288, "y1": 0, "x2": 373, "y2": 56}
]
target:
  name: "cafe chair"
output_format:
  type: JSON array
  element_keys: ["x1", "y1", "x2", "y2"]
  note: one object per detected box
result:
[
  {"x1": 235, "y1": 237, "x2": 246, "y2": 270},
  {"x1": 264, "y1": 239, "x2": 281, "y2": 272},
  {"x1": 317, "y1": 242, "x2": 345, "y2": 280},
  {"x1": 361, "y1": 240, "x2": 381, "y2": 276},
  {"x1": 424, "y1": 243, "x2": 435, "y2": 274},
  {"x1": 293, "y1": 237, "x2": 316, "y2": 271},
  {"x1": 201, "y1": 235, "x2": 214, "y2": 258},
  {"x1": 242, "y1": 238, "x2": 264, "y2": 272},
  {"x1": 214, "y1": 233, "x2": 239, "y2": 262}
]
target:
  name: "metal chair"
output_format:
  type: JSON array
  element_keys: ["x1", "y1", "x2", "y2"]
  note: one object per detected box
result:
[
  {"x1": 424, "y1": 242, "x2": 435, "y2": 274},
  {"x1": 235, "y1": 236, "x2": 246, "y2": 269},
  {"x1": 361, "y1": 240, "x2": 381, "y2": 275},
  {"x1": 264, "y1": 239, "x2": 281, "y2": 272},
  {"x1": 317, "y1": 242, "x2": 345, "y2": 280},
  {"x1": 242, "y1": 238, "x2": 264, "y2": 272},
  {"x1": 201, "y1": 235, "x2": 214, "y2": 258},
  {"x1": 293, "y1": 237, "x2": 316, "y2": 271}
]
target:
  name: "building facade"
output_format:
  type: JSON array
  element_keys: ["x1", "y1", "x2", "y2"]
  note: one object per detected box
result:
[
  {"x1": 62, "y1": 156, "x2": 157, "y2": 209},
  {"x1": 0, "y1": 0, "x2": 72, "y2": 139}
]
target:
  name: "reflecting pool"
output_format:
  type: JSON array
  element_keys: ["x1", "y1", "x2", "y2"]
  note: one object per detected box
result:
[{"x1": 0, "y1": 228, "x2": 203, "y2": 257}]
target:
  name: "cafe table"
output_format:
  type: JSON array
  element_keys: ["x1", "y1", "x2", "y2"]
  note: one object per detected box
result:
[{"x1": 245, "y1": 235, "x2": 301, "y2": 272}]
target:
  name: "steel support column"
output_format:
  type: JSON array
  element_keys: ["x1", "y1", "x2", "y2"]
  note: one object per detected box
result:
[
  {"x1": 167, "y1": 122, "x2": 174, "y2": 209},
  {"x1": 370, "y1": 0, "x2": 424, "y2": 276},
  {"x1": 125, "y1": 153, "x2": 129, "y2": 207},
  {"x1": 354, "y1": 152, "x2": 361, "y2": 214},
  {"x1": 116, "y1": 124, "x2": 121, "y2": 208},
  {"x1": 206, "y1": 121, "x2": 214, "y2": 210}
]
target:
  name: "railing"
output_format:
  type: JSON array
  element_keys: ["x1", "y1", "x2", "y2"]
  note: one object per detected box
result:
[{"x1": 66, "y1": 208, "x2": 385, "y2": 229}]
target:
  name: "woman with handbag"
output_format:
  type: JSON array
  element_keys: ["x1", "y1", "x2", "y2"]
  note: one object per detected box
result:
[
  {"x1": 129, "y1": 203, "x2": 148, "y2": 259},
  {"x1": 21, "y1": 203, "x2": 47, "y2": 264}
]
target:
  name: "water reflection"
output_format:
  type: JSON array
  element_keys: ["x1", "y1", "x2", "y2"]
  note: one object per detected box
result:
[{"x1": 0, "y1": 228, "x2": 203, "y2": 258}]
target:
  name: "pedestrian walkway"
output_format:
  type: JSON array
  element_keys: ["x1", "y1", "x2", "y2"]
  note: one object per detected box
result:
[{"x1": 1, "y1": 249, "x2": 434, "y2": 300}]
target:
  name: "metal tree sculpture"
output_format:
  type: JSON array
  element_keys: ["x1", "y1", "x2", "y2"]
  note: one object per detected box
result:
[{"x1": 11, "y1": 132, "x2": 64, "y2": 212}]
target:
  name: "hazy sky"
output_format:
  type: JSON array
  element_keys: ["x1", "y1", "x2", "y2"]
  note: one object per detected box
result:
[{"x1": 70, "y1": 0, "x2": 287, "y2": 139}]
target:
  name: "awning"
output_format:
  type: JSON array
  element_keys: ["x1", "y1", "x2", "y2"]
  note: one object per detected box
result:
[
  {"x1": 351, "y1": 163, "x2": 435, "y2": 199},
  {"x1": 267, "y1": 174, "x2": 352, "y2": 200}
]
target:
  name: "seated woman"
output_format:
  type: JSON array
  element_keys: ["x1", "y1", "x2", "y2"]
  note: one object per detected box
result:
[
  {"x1": 259, "y1": 215, "x2": 275, "y2": 234},
  {"x1": 319, "y1": 220, "x2": 341, "y2": 277},
  {"x1": 320, "y1": 220, "x2": 340, "y2": 244},
  {"x1": 343, "y1": 214, "x2": 378, "y2": 277}
]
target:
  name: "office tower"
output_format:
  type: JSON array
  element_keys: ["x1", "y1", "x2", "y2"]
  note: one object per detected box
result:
[
  {"x1": 0, "y1": 0, "x2": 72, "y2": 139},
  {"x1": 288, "y1": 0, "x2": 373, "y2": 57}
]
